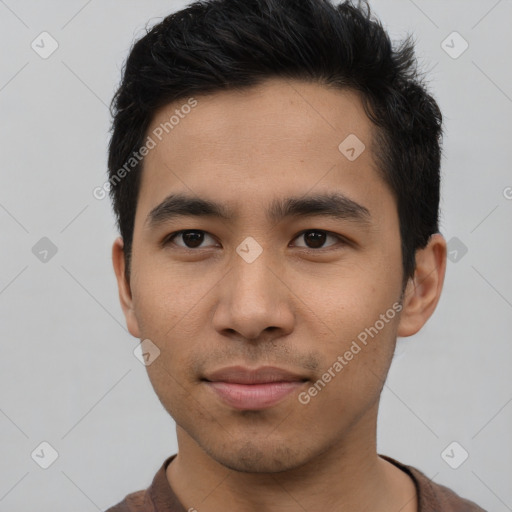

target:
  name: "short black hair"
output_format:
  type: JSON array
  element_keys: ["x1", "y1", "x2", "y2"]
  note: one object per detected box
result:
[{"x1": 107, "y1": 0, "x2": 443, "y2": 288}]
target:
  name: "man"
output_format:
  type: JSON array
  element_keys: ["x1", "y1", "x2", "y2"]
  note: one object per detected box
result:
[{"x1": 105, "y1": 0, "x2": 485, "y2": 510}]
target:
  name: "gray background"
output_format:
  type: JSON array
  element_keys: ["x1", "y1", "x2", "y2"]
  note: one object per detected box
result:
[{"x1": 0, "y1": 0, "x2": 511, "y2": 510}]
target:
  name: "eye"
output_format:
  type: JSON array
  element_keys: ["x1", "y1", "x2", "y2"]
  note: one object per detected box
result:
[
  {"x1": 292, "y1": 230, "x2": 345, "y2": 250},
  {"x1": 162, "y1": 229, "x2": 347, "y2": 251},
  {"x1": 163, "y1": 230, "x2": 218, "y2": 249}
]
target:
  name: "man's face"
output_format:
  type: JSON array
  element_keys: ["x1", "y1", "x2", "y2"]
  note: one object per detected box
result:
[{"x1": 120, "y1": 79, "x2": 407, "y2": 472}]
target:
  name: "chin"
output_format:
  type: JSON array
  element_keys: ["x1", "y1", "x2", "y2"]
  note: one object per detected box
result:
[{"x1": 202, "y1": 438, "x2": 310, "y2": 474}]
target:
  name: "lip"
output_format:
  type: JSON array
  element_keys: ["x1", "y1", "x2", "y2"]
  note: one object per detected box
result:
[
  {"x1": 204, "y1": 365, "x2": 307, "y2": 384},
  {"x1": 203, "y1": 366, "x2": 308, "y2": 410}
]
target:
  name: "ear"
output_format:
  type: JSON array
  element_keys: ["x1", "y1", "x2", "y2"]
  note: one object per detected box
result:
[
  {"x1": 112, "y1": 237, "x2": 141, "y2": 338},
  {"x1": 397, "y1": 233, "x2": 447, "y2": 337}
]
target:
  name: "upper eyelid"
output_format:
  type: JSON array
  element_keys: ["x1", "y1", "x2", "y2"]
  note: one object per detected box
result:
[
  {"x1": 162, "y1": 230, "x2": 218, "y2": 248},
  {"x1": 163, "y1": 229, "x2": 347, "y2": 248}
]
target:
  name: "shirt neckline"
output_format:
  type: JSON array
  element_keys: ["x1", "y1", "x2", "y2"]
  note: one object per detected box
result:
[{"x1": 149, "y1": 453, "x2": 437, "y2": 512}]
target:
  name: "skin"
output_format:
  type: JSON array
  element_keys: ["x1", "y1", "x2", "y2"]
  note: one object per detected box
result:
[{"x1": 112, "y1": 78, "x2": 447, "y2": 511}]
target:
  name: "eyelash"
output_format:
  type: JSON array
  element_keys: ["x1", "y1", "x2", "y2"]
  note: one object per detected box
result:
[{"x1": 161, "y1": 229, "x2": 348, "y2": 252}]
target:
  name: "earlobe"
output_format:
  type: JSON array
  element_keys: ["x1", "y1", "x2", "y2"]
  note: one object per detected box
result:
[
  {"x1": 112, "y1": 237, "x2": 141, "y2": 338},
  {"x1": 397, "y1": 233, "x2": 447, "y2": 337}
]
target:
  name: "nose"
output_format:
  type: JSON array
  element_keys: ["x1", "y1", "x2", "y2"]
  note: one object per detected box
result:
[{"x1": 212, "y1": 247, "x2": 295, "y2": 342}]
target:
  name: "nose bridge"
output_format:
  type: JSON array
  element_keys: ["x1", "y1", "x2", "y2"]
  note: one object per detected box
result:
[
  {"x1": 231, "y1": 244, "x2": 280, "y2": 312},
  {"x1": 213, "y1": 242, "x2": 293, "y2": 340}
]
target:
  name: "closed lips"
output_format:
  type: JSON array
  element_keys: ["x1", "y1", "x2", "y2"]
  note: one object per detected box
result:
[{"x1": 203, "y1": 365, "x2": 308, "y2": 384}]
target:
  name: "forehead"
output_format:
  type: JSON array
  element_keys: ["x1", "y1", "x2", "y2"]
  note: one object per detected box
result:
[
  {"x1": 147, "y1": 78, "x2": 372, "y2": 158},
  {"x1": 135, "y1": 78, "x2": 391, "y2": 227}
]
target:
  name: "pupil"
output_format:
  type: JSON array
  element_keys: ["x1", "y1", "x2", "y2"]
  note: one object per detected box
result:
[
  {"x1": 305, "y1": 231, "x2": 325, "y2": 248},
  {"x1": 183, "y1": 231, "x2": 204, "y2": 248}
]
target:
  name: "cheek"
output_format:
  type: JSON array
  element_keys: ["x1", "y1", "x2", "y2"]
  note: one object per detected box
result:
[
  {"x1": 131, "y1": 260, "x2": 205, "y2": 337},
  {"x1": 130, "y1": 265, "x2": 214, "y2": 390},
  {"x1": 294, "y1": 262, "x2": 401, "y2": 392},
  {"x1": 298, "y1": 318, "x2": 398, "y2": 423},
  {"x1": 297, "y1": 258, "x2": 400, "y2": 335}
]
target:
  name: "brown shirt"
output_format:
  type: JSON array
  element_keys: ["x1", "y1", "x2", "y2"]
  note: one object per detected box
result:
[{"x1": 105, "y1": 454, "x2": 486, "y2": 512}]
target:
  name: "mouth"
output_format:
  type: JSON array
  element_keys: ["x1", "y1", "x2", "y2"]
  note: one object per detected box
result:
[{"x1": 202, "y1": 366, "x2": 308, "y2": 411}]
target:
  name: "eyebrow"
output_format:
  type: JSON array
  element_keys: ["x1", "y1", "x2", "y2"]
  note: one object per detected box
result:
[{"x1": 145, "y1": 192, "x2": 371, "y2": 229}]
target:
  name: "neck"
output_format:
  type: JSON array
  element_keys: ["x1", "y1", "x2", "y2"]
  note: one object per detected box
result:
[{"x1": 166, "y1": 403, "x2": 416, "y2": 512}]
